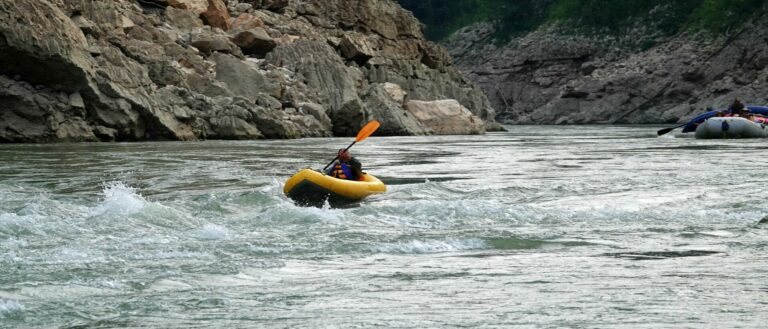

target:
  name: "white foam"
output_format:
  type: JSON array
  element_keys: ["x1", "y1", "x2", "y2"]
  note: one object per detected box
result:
[
  {"x1": 0, "y1": 213, "x2": 25, "y2": 236},
  {"x1": 91, "y1": 182, "x2": 147, "y2": 216},
  {"x1": 98, "y1": 280, "x2": 126, "y2": 290},
  {"x1": 52, "y1": 247, "x2": 92, "y2": 263},
  {"x1": 196, "y1": 224, "x2": 229, "y2": 240},
  {"x1": 155, "y1": 251, "x2": 212, "y2": 260},
  {"x1": 1, "y1": 238, "x2": 28, "y2": 249},
  {"x1": 248, "y1": 245, "x2": 281, "y2": 254},
  {"x1": 371, "y1": 238, "x2": 488, "y2": 254},
  {"x1": 0, "y1": 299, "x2": 24, "y2": 318}
]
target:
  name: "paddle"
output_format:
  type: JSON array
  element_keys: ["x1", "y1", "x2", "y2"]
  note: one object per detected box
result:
[
  {"x1": 322, "y1": 120, "x2": 381, "y2": 172},
  {"x1": 657, "y1": 108, "x2": 719, "y2": 136},
  {"x1": 656, "y1": 123, "x2": 687, "y2": 136}
]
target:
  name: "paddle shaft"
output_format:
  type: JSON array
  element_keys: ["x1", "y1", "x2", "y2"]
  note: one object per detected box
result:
[
  {"x1": 657, "y1": 123, "x2": 688, "y2": 136},
  {"x1": 322, "y1": 141, "x2": 356, "y2": 172}
]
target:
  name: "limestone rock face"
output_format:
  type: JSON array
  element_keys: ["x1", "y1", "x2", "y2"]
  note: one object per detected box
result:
[
  {"x1": 446, "y1": 21, "x2": 768, "y2": 124},
  {"x1": 0, "y1": 0, "x2": 92, "y2": 93},
  {"x1": 0, "y1": 0, "x2": 496, "y2": 142},
  {"x1": 210, "y1": 52, "x2": 281, "y2": 100},
  {"x1": 267, "y1": 40, "x2": 369, "y2": 136}
]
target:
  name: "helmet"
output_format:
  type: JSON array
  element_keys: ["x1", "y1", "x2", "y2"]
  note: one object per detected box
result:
[{"x1": 338, "y1": 149, "x2": 351, "y2": 161}]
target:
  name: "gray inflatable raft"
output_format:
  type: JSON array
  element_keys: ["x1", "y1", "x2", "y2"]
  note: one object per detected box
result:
[{"x1": 695, "y1": 117, "x2": 768, "y2": 139}]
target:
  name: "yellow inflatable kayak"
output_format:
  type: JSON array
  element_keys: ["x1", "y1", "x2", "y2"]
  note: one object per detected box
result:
[{"x1": 283, "y1": 169, "x2": 386, "y2": 207}]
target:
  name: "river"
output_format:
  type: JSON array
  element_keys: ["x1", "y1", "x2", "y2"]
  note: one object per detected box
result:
[{"x1": 1, "y1": 125, "x2": 766, "y2": 328}]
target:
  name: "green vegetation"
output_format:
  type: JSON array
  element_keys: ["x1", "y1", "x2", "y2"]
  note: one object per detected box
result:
[
  {"x1": 490, "y1": 0, "x2": 555, "y2": 40},
  {"x1": 396, "y1": 0, "x2": 767, "y2": 42},
  {"x1": 395, "y1": 0, "x2": 490, "y2": 41},
  {"x1": 689, "y1": 0, "x2": 767, "y2": 32},
  {"x1": 547, "y1": 0, "x2": 699, "y2": 32},
  {"x1": 396, "y1": 0, "x2": 552, "y2": 41}
]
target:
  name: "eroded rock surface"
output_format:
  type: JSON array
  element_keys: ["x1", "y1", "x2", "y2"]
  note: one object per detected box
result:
[
  {"x1": 446, "y1": 22, "x2": 768, "y2": 124},
  {"x1": 0, "y1": 0, "x2": 496, "y2": 142}
]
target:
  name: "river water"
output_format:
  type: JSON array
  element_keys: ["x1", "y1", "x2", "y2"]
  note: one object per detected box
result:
[{"x1": 0, "y1": 125, "x2": 766, "y2": 328}]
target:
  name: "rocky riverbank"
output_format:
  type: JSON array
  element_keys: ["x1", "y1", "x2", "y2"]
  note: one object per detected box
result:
[
  {"x1": 446, "y1": 18, "x2": 768, "y2": 124},
  {"x1": 0, "y1": 0, "x2": 497, "y2": 143}
]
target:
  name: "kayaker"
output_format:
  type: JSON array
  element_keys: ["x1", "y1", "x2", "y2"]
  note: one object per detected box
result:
[{"x1": 325, "y1": 149, "x2": 363, "y2": 181}]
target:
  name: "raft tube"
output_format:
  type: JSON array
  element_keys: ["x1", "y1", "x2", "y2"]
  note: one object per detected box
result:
[
  {"x1": 694, "y1": 117, "x2": 768, "y2": 139},
  {"x1": 283, "y1": 169, "x2": 386, "y2": 207}
]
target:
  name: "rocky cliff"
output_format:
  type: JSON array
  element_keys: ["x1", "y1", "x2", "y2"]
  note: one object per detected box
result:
[
  {"x1": 0, "y1": 0, "x2": 496, "y2": 143},
  {"x1": 445, "y1": 16, "x2": 768, "y2": 124}
]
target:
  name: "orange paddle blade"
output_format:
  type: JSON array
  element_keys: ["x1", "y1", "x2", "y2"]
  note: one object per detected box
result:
[{"x1": 355, "y1": 120, "x2": 380, "y2": 142}]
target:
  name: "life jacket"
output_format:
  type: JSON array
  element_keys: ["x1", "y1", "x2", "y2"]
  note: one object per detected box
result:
[{"x1": 331, "y1": 163, "x2": 355, "y2": 180}]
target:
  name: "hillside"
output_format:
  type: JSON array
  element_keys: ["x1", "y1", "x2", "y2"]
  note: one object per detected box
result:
[{"x1": 399, "y1": 0, "x2": 768, "y2": 124}]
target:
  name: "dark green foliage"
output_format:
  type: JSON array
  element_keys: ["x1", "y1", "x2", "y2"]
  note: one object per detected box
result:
[
  {"x1": 489, "y1": 0, "x2": 555, "y2": 40},
  {"x1": 396, "y1": 0, "x2": 768, "y2": 42},
  {"x1": 396, "y1": 0, "x2": 553, "y2": 42},
  {"x1": 689, "y1": 0, "x2": 767, "y2": 32},
  {"x1": 397, "y1": 0, "x2": 489, "y2": 41},
  {"x1": 547, "y1": 0, "x2": 704, "y2": 37}
]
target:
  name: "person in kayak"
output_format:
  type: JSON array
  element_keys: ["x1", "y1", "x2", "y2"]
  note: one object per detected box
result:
[{"x1": 326, "y1": 149, "x2": 363, "y2": 181}]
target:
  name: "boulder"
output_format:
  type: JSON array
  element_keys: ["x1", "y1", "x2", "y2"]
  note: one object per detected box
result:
[
  {"x1": 235, "y1": 3, "x2": 253, "y2": 13},
  {"x1": 71, "y1": 15, "x2": 97, "y2": 36},
  {"x1": 405, "y1": 100, "x2": 485, "y2": 135},
  {"x1": 231, "y1": 27, "x2": 277, "y2": 57},
  {"x1": 363, "y1": 84, "x2": 427, "y2": 136},
  {"x1": 261, "y1": 0, "x2": 289, "y2": 11},
  {"x1": 382, "y1": 82, "x2": 406, "y2": 103},
  {"x1": 189, "y1": 27, "x2": 242, "y2": 57},
  {"x1": 168, "y1": 0, "x2": 209, "y2": 14},
  {"x1": 201, "y1": 0, "x2": 231, "y2": 31},
  {"x1": 339, "y1": 33, "x2": 376, "y2": 65},
  {"x1": 231, "y1": 13, "x2": 265, "y2": 31},
  {"x1": 165, "y1": 6, "x2": 203, "y2": 30}
]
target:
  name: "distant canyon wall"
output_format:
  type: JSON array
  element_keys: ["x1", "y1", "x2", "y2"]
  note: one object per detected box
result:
[
  {"x1": 0, "y1": 0, "x2": 497, "y2": 143},
  {"x1": 445, "y1": 20, "x2": 768, "y2": 124}
]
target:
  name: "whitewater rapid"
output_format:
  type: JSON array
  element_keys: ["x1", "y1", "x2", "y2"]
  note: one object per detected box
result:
[{"x1": 1, "y1": 126, "x2": 767, "y2": 328}]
